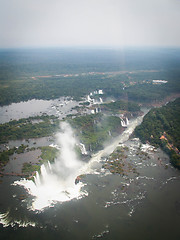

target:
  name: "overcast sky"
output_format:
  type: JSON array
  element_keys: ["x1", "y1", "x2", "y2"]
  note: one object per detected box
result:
[{"x1": 0, "y1": 0, "x2": 180, "y2": 48}]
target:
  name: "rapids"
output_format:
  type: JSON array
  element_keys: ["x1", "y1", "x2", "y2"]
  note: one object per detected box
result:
[{"x1": 14, "y1": 114, "x2": 144, "y2": 211}]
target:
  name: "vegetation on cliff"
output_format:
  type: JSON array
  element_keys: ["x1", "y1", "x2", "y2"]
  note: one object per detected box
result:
[
  {"x1": 134, "y1": 98, "x2": 180, "y2": 168},
  {"x1": 21, "y1": 146, "x2": 59, "y2": 175},
  {"x1": 68, "y1": 113, "x2": 122, "y2": 151},
  {"x1": 101, "y1": 100, "x2": 140, "y2": 113}
]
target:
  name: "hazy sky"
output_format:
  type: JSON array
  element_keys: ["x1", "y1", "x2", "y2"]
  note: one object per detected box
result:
[{"x1": 0, "y1": 0, "x2": 180, "y2": 48}]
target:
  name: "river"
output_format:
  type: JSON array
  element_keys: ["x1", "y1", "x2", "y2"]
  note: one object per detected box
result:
[
  {"x1": 0, "y1": 112, "x2": 180, "y2": 240},
  {"x1": 0, "y1": 97, "x2": 79, "y2": 124}
]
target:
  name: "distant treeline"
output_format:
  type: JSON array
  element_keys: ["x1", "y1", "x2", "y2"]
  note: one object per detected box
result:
[
  {"x1": 0, "y1": 48, "x2": 180, "y2": 106},
  {"x1": 135, "y1": 98, "x2": 180, "y2": 169}
]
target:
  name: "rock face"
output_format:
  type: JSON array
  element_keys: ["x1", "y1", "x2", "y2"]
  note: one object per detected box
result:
[{"x1": 75, "y1": 175, "x2": 82, "y2": 185}]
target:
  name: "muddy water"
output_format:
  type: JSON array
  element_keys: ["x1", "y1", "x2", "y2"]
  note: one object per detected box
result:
[
  {"x1": 3, "y1": 149, "x2": 41, "y2": 174},
  {"x1": 0, "y1": 97, "x2": 79, "y2": 124},
  {"x1": 0, "y1": 116, "x2": 179, "y2": 240}
]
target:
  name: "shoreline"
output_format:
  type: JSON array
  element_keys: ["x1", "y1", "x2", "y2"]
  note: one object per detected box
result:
[{"x1": 145, "y1": 93, "x2": 180, "y2": 108}]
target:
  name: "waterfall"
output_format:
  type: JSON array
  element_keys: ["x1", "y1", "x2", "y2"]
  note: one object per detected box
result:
[
  {"x1": 87, "y1": 95, "x2": 91, "y2": 102},
  {"x1": 49, "y1": 143, "x2": 60, "y2": 150},
  {"x1": 87, "y1": 90, "x2": 103, "y2": 105},
  {"x1": 15, "y1": 122, "x2": 86, "y2": 211},
  {"x1": 80, "y1": 114, "x2": 145, "y2": 175},
  {"x1": 34, "y1": 171, "x2": 41, "y2": 186},
  {"x1": 121, "y1": 117, "x2": 129, "y2": 127},
  {"x1": 98, "y1": 90, "x2": 103, "y2": 94},
  {"x1": 99, "y1": 97, "x2": 103, "y2": 103},
  {"x1": 121, "y1": 119, "x2": 126, "y2": 127},
  {"x1": 79, "y1": 143, "x2": 88, "y2": 155},
  {"x1": 48, "y1": 161, "x2": 52, "y2": 171},
  {"x1": 126, "y1": 117, "x2": 129, "y2": 126},
  {"x1": 14, "y1": 113, "x2": 146, "y2": 211}
]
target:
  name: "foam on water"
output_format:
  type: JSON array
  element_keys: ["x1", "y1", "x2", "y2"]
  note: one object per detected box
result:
[
  {"x1": 0, "y1": 212, "x2": 36, "y2": 227},
  {"x1": 14, "y1": 122, "x2": 87, "y2": 211},
  {"x1": 13, "y1": 115, "x2": 145, "y2": 211}
]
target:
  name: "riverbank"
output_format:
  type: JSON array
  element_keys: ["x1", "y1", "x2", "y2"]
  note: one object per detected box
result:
[
  {"x1": 145, "y1": 93, "x2": 180, "y2": 108},
  {"x1": 135, "y1": 98, "x2": 180, "y2": 169}
]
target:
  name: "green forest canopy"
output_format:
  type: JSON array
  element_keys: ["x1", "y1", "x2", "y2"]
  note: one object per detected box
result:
[{"x1": 135, "y1": 98, "x2": 180, "y2": 168}]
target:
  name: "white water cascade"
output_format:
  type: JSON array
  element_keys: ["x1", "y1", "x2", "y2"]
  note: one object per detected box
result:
[
  {"x1": 80, "y1": 114, "x2": 145, "y2": 175},
  {"x1": 87, "y1": 95, "x2": 91, "y2": 102},
  {"x1": 14, "y1": 112, "x2": 147, "y2": 211},
  {"x1": 14, "y1": 122, "x2": 86, "y2": 211},
  {"x1": 79, "y1": 143, "x2": 88, "y2": 155},
  {"x1": 99, "y1": 97, "x2": 103, "y2": 103},
  {"x1": 121, "y1": 117, "x2": 129, "y2": 127}
]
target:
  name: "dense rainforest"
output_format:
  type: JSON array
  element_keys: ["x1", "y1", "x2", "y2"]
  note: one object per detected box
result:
[
  {"x1": 68, "y1": 113, "x2": 123, "y2": 151},
  {"x1": 134, "y1": 98, "x2": 180, "y2": 168},
  {"x1": 0, "y1": 115, "x2": 59, "y2": 144},
  {"x1": 0, "y1": 48, "x2": 180, "y2": 106}
]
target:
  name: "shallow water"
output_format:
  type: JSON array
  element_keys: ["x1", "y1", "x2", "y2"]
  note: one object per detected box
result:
[
  {"x1": 3, "y1": 149, "x2": 41, "y2": 174},
  {"x1": 0, "y1": 97, "x2": 79, "y2": 123}
]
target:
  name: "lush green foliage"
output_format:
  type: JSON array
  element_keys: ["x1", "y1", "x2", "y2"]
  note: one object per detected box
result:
[
  {"x1": 0, "y1": 148, "x2": 16, "y2": 167},
  {"x1": 0, "y1": 48, "x2": 180, "y2": 106},
  {"x1": 22, "y1": 163, "x2": 40, "y2": 175},
  {"x1": 135, "y1": 98, "x2": 180, "y2": 168},
  {"x1": 21, "y1": 146, "x2": 59, "y2": 175},
  {"x1": 101, "y1": 100, "x2": 140, "y2": 112},
  {"x1": 0, "y1": 144, "x2": 29, "y2": 168},
  {"x1": 39, "y1": 146, "x2": 59, "y2": 164},
  {"x1": 0, "y1": 115, "x2": 59, "y2": 143},
  {"x1": 68, "y1": 113, "x2": 122, "y2": 151}
]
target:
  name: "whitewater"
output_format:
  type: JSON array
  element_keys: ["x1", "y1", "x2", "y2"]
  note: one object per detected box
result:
[{"x1": 14, "y1": 115, "x2": 144, "y2": 211}]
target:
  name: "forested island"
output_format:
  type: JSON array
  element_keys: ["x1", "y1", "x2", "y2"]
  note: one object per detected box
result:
[{"x1": 135, "y1": 98, "x2": 180, "y2": 169}]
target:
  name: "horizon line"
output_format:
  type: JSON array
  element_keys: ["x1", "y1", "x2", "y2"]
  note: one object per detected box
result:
[{"x1": 0, "y1": 45, "x2": 180, "y2": 51}]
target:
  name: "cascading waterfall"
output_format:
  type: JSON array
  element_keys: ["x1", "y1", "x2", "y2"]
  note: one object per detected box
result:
[
  {"x1": 79, "y1": 143, "x2": 88, "y2": 155},
  {"x1": 121, "y1": 117, "x2": 129, "y2": 127},
  {"x1": 126, "y1": 117, "x2": 129, "y2": 125},
  {"x1": 80, "y1": 114, "x2": 145, "y2": 175},
  {"x1": 15, "y1": 122, "x2": 86, "y2": 211},
  {"x1": 87, "y1": 95, "x2": 91, "y2": 102},
  {"x1": 99, "y1": 97, "x2": 103, "y2": 103},
  {"x1": 13, "y1": 111, "x2": 147, "y2": 212},
  {"x1": 87, "y1": 90, "x2": 104, "y2": 105}
]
